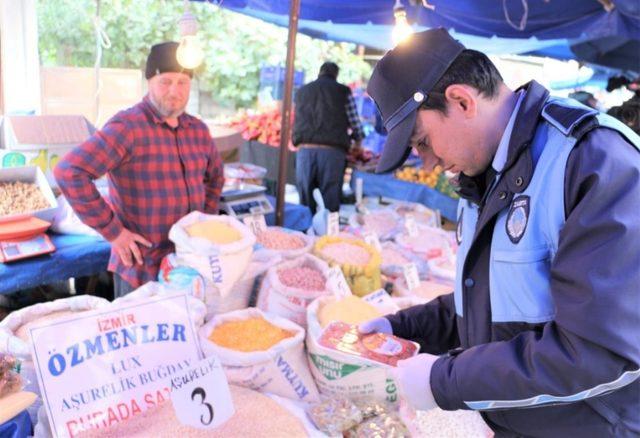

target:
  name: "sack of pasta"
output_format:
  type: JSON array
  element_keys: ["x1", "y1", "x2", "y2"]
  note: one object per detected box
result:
[
  {"x1": 254, "y1": 226, "x2": 314, "y2": 260},
  {"x1": 199, "y1": 308, "x2": 320, "y2": 403},
  {"x1": 314, "y1": 236, "x2": 382, "y2": 297},
  {"x1": 257, "y1": 254, "x2": 333, "y2": 328},
  {"x1": 0, "y1": 295, "x2": 110, "y2": 423},
  {"x1": 169, "y1": 212, "x2": 255, "y2": 299},
  {"x1": 305, "y1": 296, "x2": 400, "y2": 405}
]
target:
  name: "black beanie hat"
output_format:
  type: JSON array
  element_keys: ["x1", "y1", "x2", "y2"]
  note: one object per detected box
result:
[{"x1": 145, "y1": 42, "x2": 194, "y2": 80}]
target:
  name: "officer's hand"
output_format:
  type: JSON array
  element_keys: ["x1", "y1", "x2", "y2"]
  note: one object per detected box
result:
[
  {"x1": 358, "y1": 317, "x2": 392, "y2": 335},
  {"x1": 111, "y1": 228, "x2": 152, "y2": 267},
  {"x1": 390, "y1": 353, "x2": 439, "y2": 411}
]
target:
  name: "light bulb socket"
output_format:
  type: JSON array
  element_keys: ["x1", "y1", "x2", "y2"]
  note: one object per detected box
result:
[{"x1": 179, "y1": 10, "x2": 198, "y2": 36}]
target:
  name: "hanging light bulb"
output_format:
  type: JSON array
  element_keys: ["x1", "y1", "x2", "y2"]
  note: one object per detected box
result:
[
  {"x1": 392, "y1": 0, "x2": 414, "y2": 45},
  {"x1": 176, "y1": 1, "x2": 204, "y2": 69}
]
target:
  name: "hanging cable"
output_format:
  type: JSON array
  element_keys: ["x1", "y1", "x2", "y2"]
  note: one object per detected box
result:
[
  {"x1": 93, "y1": 0, "x2": 111, "y2": 125},
  {"x1": 503, "y1": 0, "x2": 529, "y2": 32}
]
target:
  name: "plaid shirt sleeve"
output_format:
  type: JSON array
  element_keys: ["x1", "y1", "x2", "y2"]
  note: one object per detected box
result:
[
  {"x1": 345, "y1": 92, "x2": 365, "y2": 141},
  {"x1": 53, "y1": 119, "x2": 130, "y2": 241},
  {"x1": 203, "y1": 138, "x2": 225, "y2": 214}
]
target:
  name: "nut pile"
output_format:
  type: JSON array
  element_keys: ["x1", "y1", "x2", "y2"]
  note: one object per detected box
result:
[{"x1": 0, "y1": 181, "x2": 50, "y2": 216}]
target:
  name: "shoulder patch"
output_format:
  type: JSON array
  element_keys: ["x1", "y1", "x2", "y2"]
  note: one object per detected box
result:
[{"x1": 542, "y1": 103, "x2": 597, "y2": 136}]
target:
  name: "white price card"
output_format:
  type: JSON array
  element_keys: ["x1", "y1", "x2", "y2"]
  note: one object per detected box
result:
[
  {"x1": 327, "y1": 212, "x2": 340, "y2": 236},
  {"x1": 404, "y1": 213, "x2": 418, "y2": 237},
  {"x1": 243, "y1": 214, "x2": 267, "y2": 236},
  {"x1": 403, "y1": 263, "x2": 421, "y2": 291},
  {"x1": 362, "y1": 231, "x2": 382, "y2": 252},
  {"x1": 362, "y1": 289, "x2": 400, "y2": 314},
  {"x1": 327, "y1": 266, "x2": 352, "y2": 298},
  {"x1": 171, "y1": 356, "x2": 235, "y2": 430},
  {"x1": 355, "y1": 178, "x2": 364, "y2": 205}
]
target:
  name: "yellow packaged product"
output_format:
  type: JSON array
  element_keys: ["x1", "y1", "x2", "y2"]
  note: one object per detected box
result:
[
  {"x1": 209, "y1": 317, "x2": 294, "y2": 352},
  {"x1": 314, "y1": 236, "x2": 382, "y2": 297},
  {"x1": 186, "y1": 220, "x2": 242, "y2": 244},
  {"x1": 318, "y1": 295, "x2": 382, "y2": 328}
]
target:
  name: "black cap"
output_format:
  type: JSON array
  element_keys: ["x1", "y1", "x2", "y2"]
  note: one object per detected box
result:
[
  {"x1": 145, "y1": 42, "x2": 193, "y2": 80},
  {"x1": 367, "y1": 29, "x2": 465, "y2": 173}
]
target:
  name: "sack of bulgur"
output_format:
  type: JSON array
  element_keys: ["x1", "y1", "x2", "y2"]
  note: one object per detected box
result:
[
  {"x1": 199, "y1": 308, "x2": 320, "y2": 403},
  {"x1": 0, "y1": 295, "x2": 110, "y2": 424},
  {"x1": 257, "y1": 254, "x2": 332, "y2": 328},
  {"x1": 169, "y1": 212, "x2": 255, "y2": 299}
]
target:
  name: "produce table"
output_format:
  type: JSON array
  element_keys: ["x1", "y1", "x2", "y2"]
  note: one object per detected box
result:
[
  {"x1": 349, "y1": 169, "x2": 459, "y2": 222},
  {"x1": 0, "y1": 410, "x2": 32, "y2": 438},
  {"x1": 0, "y1": 197, "x2": 311, "y2": 295}
]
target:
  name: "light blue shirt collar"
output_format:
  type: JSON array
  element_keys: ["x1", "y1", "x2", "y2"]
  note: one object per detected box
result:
[{"x1": 492, "y1": 91, "x2": 525, "y2": 173}]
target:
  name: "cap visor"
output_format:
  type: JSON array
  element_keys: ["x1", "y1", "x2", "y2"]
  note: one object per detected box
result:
[{"x1": 375, "y1": 110, "x2": 417, "y2": 174}]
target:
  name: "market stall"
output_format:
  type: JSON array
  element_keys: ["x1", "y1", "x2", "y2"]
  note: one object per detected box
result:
[{"x1": 0, "y1": 195, "x2": 311, "y2": 296}]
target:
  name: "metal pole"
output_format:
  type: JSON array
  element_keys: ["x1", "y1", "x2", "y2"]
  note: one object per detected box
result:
[{"x1": 275, "y1": 0, "x2": 300, "y2": 226}]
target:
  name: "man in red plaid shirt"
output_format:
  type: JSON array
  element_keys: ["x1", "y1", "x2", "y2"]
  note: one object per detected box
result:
[{"x1": 55, "y1": 42, "x2": 224, "y2": 297}]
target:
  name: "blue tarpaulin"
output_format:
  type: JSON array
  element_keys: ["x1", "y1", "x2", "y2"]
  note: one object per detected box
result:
[{"x1": 196, "y1": 0, "x2": 639, "y2": 72}]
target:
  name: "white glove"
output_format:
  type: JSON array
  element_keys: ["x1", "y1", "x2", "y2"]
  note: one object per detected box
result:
[
  {"x1": 358, "y1": 317, "x2": 392, "y2": 335},
  {"x1": 390, "y1": 353, "x2": 439, "y2": 411}
]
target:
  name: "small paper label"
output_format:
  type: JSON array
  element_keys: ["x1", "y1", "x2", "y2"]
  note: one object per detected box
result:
[
  {"x1": 327, "y1": 212, "x2": 340, "y2": 236},
  {"x1": 362, "y1": 231, "x2": 382, "y2": 252},
  {"x1": 405, "y1": 214, "x2": 418, "y2": 237},
  {"x1": 362, "y1": 289, "x2": 400, "y2": 314},
  {"x1": 243, "y1": 214, "x2": 267, "y2": 236},
  {"x1": 327, "y1": 266, "x2": 352, "y2": 298},
  {"x1": 171, "y1": 356, "x2": 235, "y2": 430},
  {"x1": 355, "y1": 178, "x2": 364, "y2": 205},
  {"x1": 403, "y1": 263, "x2": 421, "y2": 291}
]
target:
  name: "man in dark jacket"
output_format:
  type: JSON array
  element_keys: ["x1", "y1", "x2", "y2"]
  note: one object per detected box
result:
[
  {"x1": 292, "y1": 62, "x2": 365, "y2": 213},
  {"x1": 360, "y1": 29, "x2": 640, "y2": 437}
]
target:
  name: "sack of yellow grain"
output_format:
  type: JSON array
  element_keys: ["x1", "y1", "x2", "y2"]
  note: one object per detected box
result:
[
  {"x1": 199, "y1": 308, "x2": 319, "y2": 403},
  {"x1": 305, "y1": 296, "x2": 399, "y2": 405},
  {"x1": 169, "y1": 212, "x2": 255, "y2": 299},
  {"x1": 0, "y1": 295, "x2": 110, "y2": 424},
  {"x1": 314, "y1": 235, "x2": 382, "y2": 296}
]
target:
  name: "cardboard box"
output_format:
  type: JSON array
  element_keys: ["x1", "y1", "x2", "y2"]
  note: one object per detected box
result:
[
  {"x1": 1, "y1": 115, "x2": 95, "y2": 187},
  {"x1": 0, "y1": 166, "x2": 58, "y2": 224}
]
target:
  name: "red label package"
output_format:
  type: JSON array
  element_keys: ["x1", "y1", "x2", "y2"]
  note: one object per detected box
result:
[{"x1": 318, "y1": 322, "x2": 419, "y2": 366}]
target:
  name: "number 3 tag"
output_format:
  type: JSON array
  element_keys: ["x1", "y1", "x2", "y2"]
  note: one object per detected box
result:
[{"x1": 171, "y1": 355, "x2": 235, "y2": 430}]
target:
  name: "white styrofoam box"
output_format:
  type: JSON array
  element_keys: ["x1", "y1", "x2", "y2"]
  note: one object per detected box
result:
[{"x1": 0, "y1": 166, "x2": 58, "y2": 223}]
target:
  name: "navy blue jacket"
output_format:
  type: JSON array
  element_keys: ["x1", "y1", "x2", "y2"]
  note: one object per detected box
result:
[{"x1": 387, "y1": 82, "x2": 640, "y2": 437}]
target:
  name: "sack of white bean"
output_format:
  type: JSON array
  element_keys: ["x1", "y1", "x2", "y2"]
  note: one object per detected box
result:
[
  {"x1": 257, "y1": 254, "x2": 332, "y2": 328},
  {"x1": 0, "y1": 295, "x2": 110, "y2": 424},
  {"x1": 199, "y1": 308, "x2": 320, "y2": 403},
  {"x1": 169, "y1": 212, "x2": 255, "y2": 299},
  {"x1": 253, "y1": 226, "x2": 314, "y2": 260},
  {"x1": 380, "y1": 241, "x2": 430, "y2": 280},
  {"x1": 305, "y1": 296, "x2": 401, "y2": 405}
]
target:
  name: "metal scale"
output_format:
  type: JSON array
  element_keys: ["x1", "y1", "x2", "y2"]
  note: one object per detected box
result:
[{"x1": 219, "y1": 183, "x2": 274, "y2": 219}]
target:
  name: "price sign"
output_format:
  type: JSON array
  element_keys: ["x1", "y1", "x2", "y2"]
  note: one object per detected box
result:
[
  {"x1": 404, "y1": 214, "x2": 418, "y2": 237},
  {"x1": 327, "y1": 266, "x2": 352, "y2": 298},
  {"x1": 362, "y1": 289, "x2": 400, "y2": 314},
  {"x1": 327, "y1": 212, "x2": 340, "y2": 236},
  {"x1": 403, "y1": 263, "x2": 421, "y2": 291},
  {"x1": 355, "y1": 178, "x2": 364, "y2": 205},
  {"x1": 362, "y1": 231, "x2": 382, "y2": 252},
  {"x1": 171, "y1": 356, "x2": 235, "y2": 430},
  {"x1": 243, "y1": 214, "x2": 267, "y2": 236}
]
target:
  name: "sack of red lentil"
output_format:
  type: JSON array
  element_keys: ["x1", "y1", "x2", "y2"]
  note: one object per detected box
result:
[
  {"x1": 257, "y1": 254, "x2": 333, "y2": 328},
  {"x1": 112, "y1": 281, "x2": 208, "y2": 328},
  {"x1": 305, "y1": 297, "x2": 400, "y2": 405},
  {"x1": 0, "y1": 295, "x2": 110, "y2": 424},
  {"x1": 253, "y1": 226, "x2": 314, "y2": 260},
  {"x1": 199, "y1": 308, "x2": 320, "y2": 403},
  {"x1": 169, "y1": 212, "x2": 255, "y2": 299}
]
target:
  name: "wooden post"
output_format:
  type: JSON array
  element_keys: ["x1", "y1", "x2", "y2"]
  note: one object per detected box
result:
[{"x1": 275, "y1": 0, "x2": 300, "y2": 226}]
